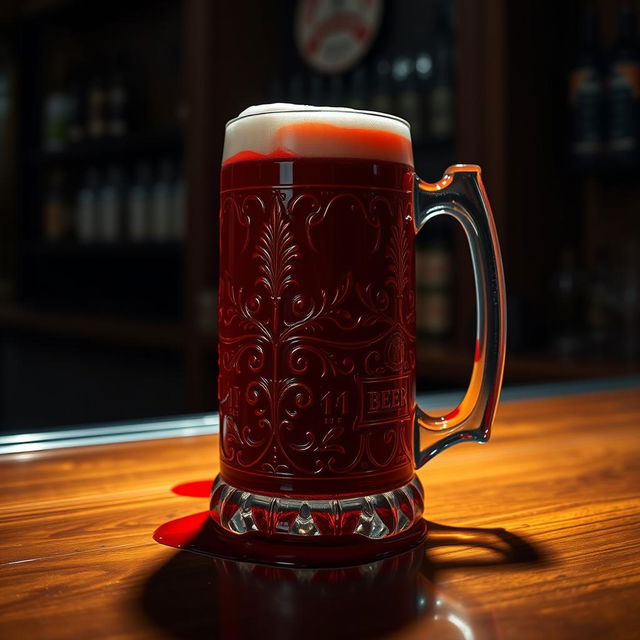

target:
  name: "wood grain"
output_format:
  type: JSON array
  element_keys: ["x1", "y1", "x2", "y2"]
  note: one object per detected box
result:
[{"x1": 1, "y1": 388, "x2": 639, "y2": 639}]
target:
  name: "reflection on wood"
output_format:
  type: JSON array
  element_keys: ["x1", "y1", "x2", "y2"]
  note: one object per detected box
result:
[{"x1": 0, "y1": 388, "x2": 639, "y2": 638}]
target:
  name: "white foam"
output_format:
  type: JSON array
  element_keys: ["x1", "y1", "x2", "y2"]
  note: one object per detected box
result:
[{"x1": 222, "y1": 103, "x2": 413, "y2": 165}]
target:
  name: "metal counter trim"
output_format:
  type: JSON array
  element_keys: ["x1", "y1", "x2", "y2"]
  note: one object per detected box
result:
[{"x1": 1, "y1": 375, "x2": 638, "y2": 455}]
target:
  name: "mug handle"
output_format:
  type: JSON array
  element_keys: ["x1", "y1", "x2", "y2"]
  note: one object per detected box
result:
[{"x1": 414, "y1": 165, "x2": 507, "y2": 468}]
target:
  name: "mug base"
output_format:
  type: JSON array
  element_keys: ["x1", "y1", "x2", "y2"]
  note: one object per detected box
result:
[
  {"x1": 154, "y1": 510, "x2": 428, "y2": 568},
  {"x1": 209, "y1": 474, "x2": 424, "y2": 540},
  {"x1": 208, "y1": 514, "x2": 428, "y2": 568}
]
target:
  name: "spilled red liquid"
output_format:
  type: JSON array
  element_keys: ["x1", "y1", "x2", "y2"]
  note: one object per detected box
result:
[
  {"x1": 171, "y1": 480, "x2": 213, "y2": 498},
  {"x1": 154, "y1": 511, "x2": 210, "y2": 548},
  {"x1": 153, "y1": 509, "x2": 428, "y2": 568}
]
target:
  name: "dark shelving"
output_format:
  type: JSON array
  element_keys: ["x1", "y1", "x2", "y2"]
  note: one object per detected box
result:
[
  {"x1": 26, "y1": 241, "x2": 183, "y2": 260},
  {"x1": 29, "y1": 127, "x2": 183, "y2": 167},
  {"x1": 2, "y1": 0, "x2": 638, "y2": 431},
  {"x1": 0, "y1": 303, "x2": 184, "y2": 349}
]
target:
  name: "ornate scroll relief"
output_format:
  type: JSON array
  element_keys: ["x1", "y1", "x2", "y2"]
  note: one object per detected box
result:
[{"x1": 219, "y1": 187, "x2": 414, "y2": 479}]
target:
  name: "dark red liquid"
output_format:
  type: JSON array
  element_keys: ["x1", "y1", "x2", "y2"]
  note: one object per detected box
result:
[{"x1": 219, "y1": 157, "x2": 416, "y2": 497}]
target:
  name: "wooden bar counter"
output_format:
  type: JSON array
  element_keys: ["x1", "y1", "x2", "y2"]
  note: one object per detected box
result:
[{"x1": 1, "y1": 382, "x2": 639, "y2": 639}]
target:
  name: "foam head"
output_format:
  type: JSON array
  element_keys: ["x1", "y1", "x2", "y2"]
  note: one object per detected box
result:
[{"x1": 223, "y1": 103, "x2": 413, "y2": 166}]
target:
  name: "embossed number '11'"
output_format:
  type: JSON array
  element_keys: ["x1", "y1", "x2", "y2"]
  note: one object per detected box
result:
[{"x1": 321, "y1": 391, "x2": 349, "y2": 416}]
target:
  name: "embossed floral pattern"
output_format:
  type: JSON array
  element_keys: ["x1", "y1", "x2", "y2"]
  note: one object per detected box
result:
[{"x1": 219, "y1": 181, "x2": 415, "y2": 486}]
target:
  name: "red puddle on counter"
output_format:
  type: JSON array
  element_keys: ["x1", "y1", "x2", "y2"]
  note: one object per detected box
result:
[
  {"x1": 171, "y1": 480, "x2": 213, "y2": 498},
  {"x1": 153, "y1": 512, "x2": 427, "y2": 568},
  {"x1": 153, "y1": 499, "x2": 428, "y2": 568}
]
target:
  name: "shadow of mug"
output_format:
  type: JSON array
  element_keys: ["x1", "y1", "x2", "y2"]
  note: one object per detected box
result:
[{"x1": 140, "y1": 520, "x2": 544, "y2": 639}]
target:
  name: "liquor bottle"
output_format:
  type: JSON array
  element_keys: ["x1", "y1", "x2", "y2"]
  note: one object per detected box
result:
[
  {"x1": 128, "y1": 162, "x2": 151, "y2": 242},
  {"x1": 392, "y1": 55, "x2": 423, "y2": 140},
  {"x1": 416, "y1": 52, "x2": 433, "y2": 86},
  {"x1": 569, "y1": 3, "x2": 604, "y2": 168},
  {"x1": 67, "y1": 65, "x2": 86, "y2": 144},
  {"x1": 268, "y1": 77, "x2": 285, "y2": 103},
  {"x1": 288, "y1": 74, "x2": 305, "y2": 104},
  {"x1": 43, "y1": 169, "x2": 69, "y2": 241},
  {"x1": 150, "y1": 159, "x2": 174, "y2": 241},
  {"x1": 198, "y1": 287, "x2": 217, "y2": 332},
  {"x1": 371, "y1": 59, "x2": 392, "y2": 115},
  {"x1": 87, "y1": 64, "x2": 107, "y2": 139},
  {"x1": 327, "y1": 74, "x2": 344, "y2": 107},
  {"x1": 98, "y1": 165, "x2": 124, "y2": 243},
  {"x1": 620, "y1": 241, "x2": 639, "y2": 361},
  {"x1": 551, "y1": 248, "x2": 583, "y2": 357},
  {"x1": 346, "y1": 66, "x2": 367, "y2": 111},
  {"x1": 309, "y1": 74, "x2": 325, "y2": 106},
  {"x1": 586, "y1": 248, "x2": 614, "y2": 357},
  {"x1": 605, "y1": 0, "x2": 640, "y2": 165},
  {"x1": 0, "y1": 59, "x2": 8, "y2": 155},
  {"x1": 428, "y1": 6, "x2": 454, "y2": 141},
  {"x1": 75, "y1": 168, "x2": 99, "y2": 244},
  {"x1": 415, "y1": 51, "x2": 433, "y2": 139},
  {"x1": 42, "y1": 62, "x2": 70, "y2": 152},
  {"x1": 171, "y1": 163, "x2": 186, "y2": 240},
  {"x1": 107, "y1": 54, "x2": 129, "y2": 137}
]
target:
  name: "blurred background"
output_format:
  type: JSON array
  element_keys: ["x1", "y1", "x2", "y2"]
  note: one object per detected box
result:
[{"x1": 0, "y1": 0, "x2": 638, "y2": 434}]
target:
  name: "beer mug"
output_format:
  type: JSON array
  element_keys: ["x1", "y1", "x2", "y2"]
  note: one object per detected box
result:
[{"x1": 211, "y1": 105, "x2": 506, "y2": 546}]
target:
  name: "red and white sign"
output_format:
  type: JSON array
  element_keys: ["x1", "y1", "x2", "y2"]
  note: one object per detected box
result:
[{"x1": 295, "y1": 0, "x2": 383, "y2": 74}]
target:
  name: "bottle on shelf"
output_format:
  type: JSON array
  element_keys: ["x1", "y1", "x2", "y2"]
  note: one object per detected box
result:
[
  {"x1": 98, "y1": 164, "x2": 124, "y2": 243},
  {"x1": 346, "y1": 66, "x2": 368, "y2": 111},
  {"x1": 568, "y1": 2, "x2": 604, "y2": 168},
  {"x1": 87, "y1": 63, "x2": 108, "y2": 139},
  {"x1": 605, "y1": 0, "x2": 640, "y2": 166},
  {"x1": 198, "y1": 287, "x2": 217, "y2": 332},
  {"x1": 128, "y1": 161, "x2": 152, "y2": 243},
  {"x1": 268, "y1": 77, "x2": 286, "y2": 103},
  {"x1": 42, "y1": 60, "x2": 70, "y2": 152},
  {"x1": 75, "y1": 167, "x2": 99, "y2": 244},
  {"x1": 106, "y1": 54, "x2": 129, "y2": 137},
  {"x1": 392, "y1": 55, "x2": 423, "y2": 140},
  {"x1": 171, "y1": 163, "x2": 186, "y2": 241},
  {"x1": 619, "y1": 241, "x2": 639, "y2": 361},
  {"x1": 43, "y1": 169, "x2": 69, "y2": 242},
  {"x1": 288, "y1": 74, "x2": 305, "y2": 104},
  {"x1": 327, "y1": 74, "x2": 344, "y2": 107},
  {"x1": 415, "y1": 51, "x2": 433, "y2": 140},
  {"x1": 67, "y1": 64, "x2": 86, "y2": 144},
  {"x1": 586, "y1": 247, "x2": 615, "y2": 357},
  {"x1": 309, "y1": 74, "x2": 325, "y2": 106},
  {"x1": 551, "y1": 248, "x2": 583, "y2": 358},
  {"x1": 370, "y1": 59, "x2": 393, "y2": 115},
  {"x1": 428, "y1": 6, "x2": 455, "y2": 141},
  {"x1": 0, "y1": 59, "x2": 8, "y2": 154},
  {"x1": 150, "y1": 159, "x2": 174, "y2": 242}
]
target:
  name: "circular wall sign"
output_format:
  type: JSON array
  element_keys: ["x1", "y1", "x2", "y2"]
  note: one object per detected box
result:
[{"x1": 295, "y1": 0, "x2": 383, "y2": 74}]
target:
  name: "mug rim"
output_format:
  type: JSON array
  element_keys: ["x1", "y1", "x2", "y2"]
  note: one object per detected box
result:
[{"x1": 225, "y1": 106, "x2": 411, "y2": 130}]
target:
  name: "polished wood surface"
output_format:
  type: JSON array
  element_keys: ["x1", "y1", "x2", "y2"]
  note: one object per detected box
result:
[{"x1": 1, "y1": 387, "x2": 639, "y2": 639}]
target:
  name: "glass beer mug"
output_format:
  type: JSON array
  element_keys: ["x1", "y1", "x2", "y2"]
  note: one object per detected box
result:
[{"x1": 211, "y1": 105, "x2": 506, "y2": 548}]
